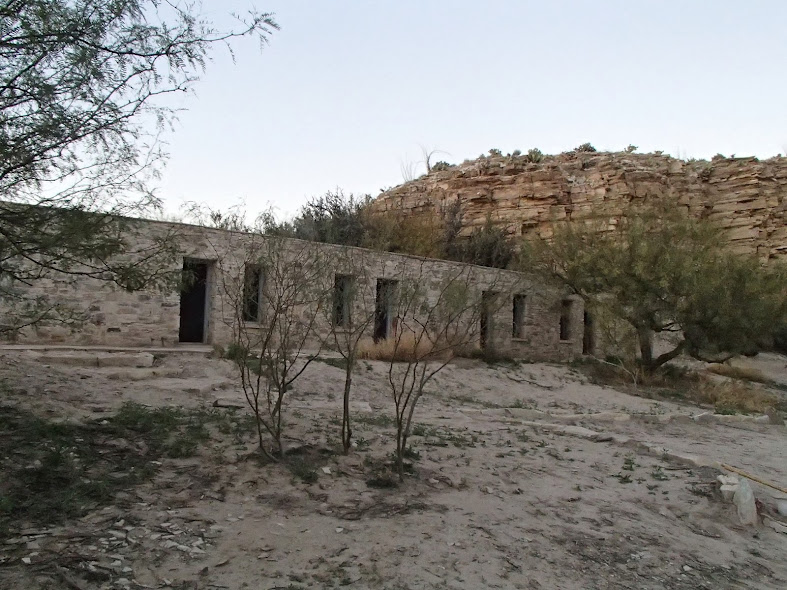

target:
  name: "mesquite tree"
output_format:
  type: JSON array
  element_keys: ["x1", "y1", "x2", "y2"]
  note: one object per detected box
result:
[
  {"x1": 0, "y1": 1, "x2": 277, "y2": 329},
  {"x1": 325, "y1": 248, "x2": 378, "y2": 453},
  {"x1": 521, "y1": 200, "x2": 787, "y2": 374},
  {"x1": 216, "y1": 234, "x2": 330, "y2": 460},
  {"x1": 383, "y1": 262, "x2": 505, "y2": 480}
]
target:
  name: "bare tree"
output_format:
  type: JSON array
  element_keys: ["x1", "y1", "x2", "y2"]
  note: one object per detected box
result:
[
  {"x1": 382, "y1": 262, "x2": 505, "y2": 480},
  {"x1": 419, "y1": 144, "x2": 449, "y2": 174},
  {"x1": 325, "y1": 248, "x2": 378, "y2": 453},
  {"x1": 214, "y1": 232, "x2": 331, "y2": 460}
]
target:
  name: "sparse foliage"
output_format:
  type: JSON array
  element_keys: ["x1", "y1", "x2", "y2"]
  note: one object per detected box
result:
[
  {"x1": 363, "y1": 212, "x2": 443, "y2": 259},
  {"x1": 0, "y1": 0, "x2": 277, "y2": 329},
  {"x1": 381, "y1": 263, "x2": 503, "y2": 480},
  {"x1": 431, "y1": 161, "x2": 453, "y2": 172},
  {"x1": 460, "y1": 217, "x2": 515, "y2": 269},
  {"x1": 526, "y1": 148, "x2": 544, "y2": 163},
  {"x1": 291, "y1": 191, "x2": 369, "y2": 247},
  {"x1": 216, "y1": 234, "x2": 331, "y2": 460},
  {"x1": 521, "y1": 200, "x2": 787, "y2": 374},
  {"x1": 326, "y1": 250, "x2": 378, "y2": 453},
  {"x1": 575, "y1": 143, "x2": 597, "y2": 153}
]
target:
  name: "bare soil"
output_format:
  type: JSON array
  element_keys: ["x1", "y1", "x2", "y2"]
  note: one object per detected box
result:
[{"x1": 0, "y1": 349, "x2": 785, "y2": 590}]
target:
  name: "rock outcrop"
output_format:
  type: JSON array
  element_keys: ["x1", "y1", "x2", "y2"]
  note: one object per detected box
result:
[{"x1": 373, "y1": 151, "x2": 787, "y2": 259}]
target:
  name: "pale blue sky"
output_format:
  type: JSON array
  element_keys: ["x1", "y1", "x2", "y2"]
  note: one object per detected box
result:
[{"x1": 158, "y1": 0, "x2": 787, "y2": 218}]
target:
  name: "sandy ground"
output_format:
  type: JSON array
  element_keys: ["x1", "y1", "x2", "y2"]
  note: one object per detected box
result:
[{"x1": 0, "y1": 349, "x2": 785, "y2": 589}]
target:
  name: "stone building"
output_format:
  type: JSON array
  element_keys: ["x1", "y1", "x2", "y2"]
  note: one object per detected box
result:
[{"x1": 3, "y1": 216, "x2": 586, "y2": 361}]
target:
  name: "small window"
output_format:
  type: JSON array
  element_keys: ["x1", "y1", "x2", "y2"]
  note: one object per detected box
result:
[
  {"x1": 333, "y1": 275, "x2": 354, "y2": 328},
  {"x1": 242, "y1": 265, "x2": 263, "y2": 322},
  {"x1": 512, "y1": 294, "x2": 527, "y2": 339},
  {"x1": 559, "y1": 299, "x2": 573, "y2": 341}
]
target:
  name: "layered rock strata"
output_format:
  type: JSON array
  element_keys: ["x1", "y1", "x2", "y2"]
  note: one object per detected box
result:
[{"x1": 373, "y1": 151, "x2": 787, "y2": 259}]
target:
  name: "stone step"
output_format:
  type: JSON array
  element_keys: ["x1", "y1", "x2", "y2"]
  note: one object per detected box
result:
[{"x1": 25, "y1": 351, "x2": 155, "y2": 368}]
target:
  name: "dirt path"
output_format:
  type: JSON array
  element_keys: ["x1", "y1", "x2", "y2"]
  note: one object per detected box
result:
[{"x1": 0, "y1": 351, "x2": 785, "y2": 589}]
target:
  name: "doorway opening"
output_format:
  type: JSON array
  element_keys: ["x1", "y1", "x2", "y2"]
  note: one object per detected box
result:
[
  {"x1": 480, "y1": 291, "x2": 498, "y2": 350},
  {"x1": 374, "y1": 279, "x2": 397, "y2": 341},
  {"x1": 179, "y1": 260, "x2": 210, "y2": 343},
  {"x1": 559, "y1": 299, "x2": 574, "y2": 341},
  {"x1": 583, "y1": 311, "x2": 595, "y2": 355}
]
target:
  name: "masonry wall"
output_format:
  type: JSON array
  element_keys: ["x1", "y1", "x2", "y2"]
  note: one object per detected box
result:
[{"x1": 2, "y1": 217, "x2": 585, "y2": 361}]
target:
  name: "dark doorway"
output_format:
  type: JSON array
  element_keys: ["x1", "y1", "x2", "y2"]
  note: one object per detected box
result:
[
  {"x1": 583, "y1": 311, "x2": 595, "y2": 355},
  {"x1": 559, "y1": 299, "x2": 573, "y2": 341},
  {"x1": 179, "y1": 260, "x2": 209, "y2": 343},
  {"x1": 480, "y1": 291, "x2": 497, "y2": 350},
  {"x1": 374, "y1": 279, "x2": 397, "y2": 341}
]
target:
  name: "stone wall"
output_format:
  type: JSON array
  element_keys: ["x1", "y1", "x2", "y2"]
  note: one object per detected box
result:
[
  {"x1": 373, "y1": 151, "x2": 787, "y2": 259},
  {"x1": 2, "y1": 216, "x2": 586, "y2": 361}
]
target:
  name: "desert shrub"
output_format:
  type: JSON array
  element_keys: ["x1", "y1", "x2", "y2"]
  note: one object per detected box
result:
[
  {"x1": 292, "y1": 190, "x2": 369, "y2": 247},
  {"x1": 575, "y1": 142, "x2": 597, "y2": 153},
  {"x1": 521, "y1": 200, "x2": 787, "y2": 375},
  {"x1": 224, "y1": 341, "x2": 249, "y2": 362},
  {"x1": 488, "y1": 148, "x2": 503, "y2": 157},
  {"x1": 688, "y1": 379, "x2": 779, "y2": 415},
  {"x1": 431, "y1": 161, "x2": 453, "y2": 172},
  {"x1": 706, "y1": 364, "x2": 771, "y2": 384},
  {"x1": 362, "y1": 212, "x2": 443, "y2": 259},
  {"x1": 773, "y1": 324, "x2": 787, "y2": 354},
  {"x1": 624, "y1": 144, "x2": 638, "y2": 153},
  {"x1": 357, "y1": 334, "x2": 436, "y2": 362},
  {"x1": 458, "y1": 217, "x2": 515, "y2": 269},
  {"x1": 526, "y1": 148, "x2": 544, "y2": 163}
]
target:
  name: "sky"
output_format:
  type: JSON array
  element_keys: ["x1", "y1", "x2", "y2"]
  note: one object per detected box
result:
[{"x1": 156, "y1": 0, "x2": 787, "y2": 220}]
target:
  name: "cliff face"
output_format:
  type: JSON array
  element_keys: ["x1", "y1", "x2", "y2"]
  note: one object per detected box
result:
[{"x1": 373, "y1": 151, "x2": 787, "y2": 259}]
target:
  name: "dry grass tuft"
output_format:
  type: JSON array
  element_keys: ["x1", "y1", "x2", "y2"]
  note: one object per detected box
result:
[
  {"x1": 357, "y1": 334, "x2": 444, "y2": 362},
  {"x1": 688, "y1": 378, "x2": 780, "y2": 415},
  {"x1": 706, "y1": 363, "x2": 771, "y2": 384},
  {"x1": 574, "y1": 357, "x2": 782, "y2": 415}
]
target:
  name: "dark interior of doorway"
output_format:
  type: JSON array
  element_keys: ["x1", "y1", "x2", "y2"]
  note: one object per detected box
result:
[
  {"x1": 374, "y1": 279, "x2": 396, "y2": 342},
  {"x1": 179, "y1": 260, "x2": 208, "y2": 343}
]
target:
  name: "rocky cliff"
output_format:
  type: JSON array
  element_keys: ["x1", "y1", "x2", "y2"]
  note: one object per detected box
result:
[{"x1": 373, "y1": 151, "x2": 787, "y2": 259}]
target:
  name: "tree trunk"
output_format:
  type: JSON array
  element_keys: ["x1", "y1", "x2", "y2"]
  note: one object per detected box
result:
[
  {"x1": 342, "y1": 365, "x2": 353, "y2": 454},
  {"x1": 395, "y1": 421, "x2": 405, "y2": 482},
  {"x1": 637, "y1": 327, "x2": 654, "y2": 373},
  {"x1": 639, "y1": 329, "x2": 686, "y2": 376}
]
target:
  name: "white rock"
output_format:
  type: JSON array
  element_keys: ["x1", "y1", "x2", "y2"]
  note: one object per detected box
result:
[
  {"x1": 733, "y1": 478, "x2": 758, "y2": 526},
  {"x1": 720, "y1": 484, "x2": 738, "y2": 502},
  {"x1": 776, "y1": 500, "x2": 787, "y2": 517},
  {"x1": 321, "y1": 467, "x2": 331, "y2": 475},
  {"x1": 717, "y1": 474, "x2": 739, "y2": 486}
]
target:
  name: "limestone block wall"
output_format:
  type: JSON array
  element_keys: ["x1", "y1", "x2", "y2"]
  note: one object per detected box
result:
[
  {"x1": 373, "y1": 151, "x2": 787, "y2": 260},
  {"x1": 2, "y1": 216, "x2": 585, "y2": 361}
]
